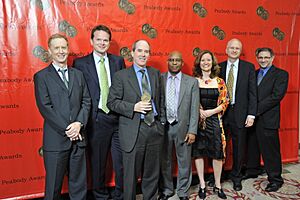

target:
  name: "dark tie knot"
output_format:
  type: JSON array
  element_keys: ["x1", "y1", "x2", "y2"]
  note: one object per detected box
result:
[
  {"x1": 58, "y1": 68, "x2": 67, "y2": 74},
  {"x1": 139, "y1": 69, "x2": 145, "y2": 75},
  {"x1": 230, "y1": 63, "x2": 235, "y2": 68}
]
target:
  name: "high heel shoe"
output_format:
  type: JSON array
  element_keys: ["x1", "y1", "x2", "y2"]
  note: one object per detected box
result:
[
  {"x1": 198, "y1": 187, "x2": 206, "y2": 199},
  {"x1": 213, "y1": 186, "x2": 227, "y2": 199}
]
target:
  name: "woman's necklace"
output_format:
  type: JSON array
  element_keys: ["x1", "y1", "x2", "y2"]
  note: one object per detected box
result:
[{"x1": 203, "y1": 78, "x2": 212, "y2": 84}]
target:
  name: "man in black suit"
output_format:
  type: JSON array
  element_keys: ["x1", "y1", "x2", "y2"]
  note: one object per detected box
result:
[
  {"x1": 34, "y1": 33, "x2": 91, "y2": 200},
  {"x1": 219, "y1": 38, "x2": 257, "y2": 191},
  {"x1": 245, "y1": 47, "x2": 288, "y2": 192},
  {"x1": 73, "y1": 25, "x2": 125, "y2": 199},
  {"x1": 107, "y1": 40, "x2": 165, "y2": 199}
]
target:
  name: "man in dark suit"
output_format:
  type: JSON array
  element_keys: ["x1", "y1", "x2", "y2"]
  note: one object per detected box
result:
[
  {"x1": 73, "y1": 25, "x2": 125, "y2": 199},
  {"x1": 107, "y1": 40, "x2": 165, "y2": 199},
  {"x1": 219, "y1": 38, "x2": 257, "y2": 191},
  {"x1": 159, "y1": 51, "x2": 199, "y2": 200},
  {"x1": 34, "y1": 33, "x2": 91, "y2": 200},
  {"x1": 245, "y1": 47, "x2": 288, "y2": 192}
]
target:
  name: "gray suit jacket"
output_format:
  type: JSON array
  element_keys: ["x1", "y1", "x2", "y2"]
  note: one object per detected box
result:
[
  {"x1": 162, "y1": 73, "x2": 199, "y2": 142},
  {"x1": 107, "y1": 66, "x2": 165, "y2": 152},
  {"x1": 34, "y1": 64, "x2": 91, "y2": 151}
]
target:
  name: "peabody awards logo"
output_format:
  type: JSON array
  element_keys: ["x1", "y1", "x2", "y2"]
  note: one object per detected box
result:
[
  {"x1": 120, "y1": 47, "x2": 133, "y2": 62},
  {"x1": 33, "y1": 46, "x2": 50, "y2": 63},
  {"x1": 58, "y1": 20, "x2": 77, "y2": 38},
  {"x1": 142, "y1": 24, "x2": 157, "y2": 39},
  {"x1": 212, "y1": 26, "x2": 226, "y2": 40},
  {"x1": 273, "y1": 27, "x2": 285, "y2": 41},
  {"x1": 193, "y1": 47, "x2": 202, "y2": 57},
  {"x1": 256, "y1": 6, "x2": 269, "y2": 20},
  {"x1": 193, "y1": 2, "x2": 207, "y2": 18},
  {"x1": 30, "y1": 0, "x2": 50, "y2": 10},
  {"x1": 118, "y1": 0, "x2": 136, "y2": 14}
]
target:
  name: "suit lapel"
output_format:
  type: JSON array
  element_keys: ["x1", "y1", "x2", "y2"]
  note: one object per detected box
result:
[
  {"x1": 235, "y1": 61, "x2": 243, "y2": 92},
  {"x1": 128, "y1": 67, "x2": 142, "y2": 97},
  {"x1": 47, "y1": 64, "x2": 68, "y2": 91},
  {"x1": 178, "y1": 74, "x2": 187, "y2": 107},
  {"x1": 86, "y1": 54, "x2": 100, "y2": 88},
  {"x1": 107, "y1": 53, "x2": 116, "y2": 81},
  {"x1": 68, "y1": 68, "x2": 74, "y2": 95},
  {"x1": 147, "y1": 67, "x2": 156, "y2": 98},
  {"x1": 258, "y1": 66, "x2": 276, "y2": 88}
]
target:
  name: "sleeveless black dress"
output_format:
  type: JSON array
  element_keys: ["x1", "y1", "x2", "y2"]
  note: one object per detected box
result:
[{"x1": 192, "y1": 88, "x2": 225, "y2": 159}]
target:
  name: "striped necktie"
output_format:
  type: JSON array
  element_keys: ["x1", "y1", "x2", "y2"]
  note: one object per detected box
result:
[
  {"x1": 58, "y1": 68, "x2": 68, "y2": 89},
  {"x1": 140, "y1": 69, "x2": 154, "y2": 126}
]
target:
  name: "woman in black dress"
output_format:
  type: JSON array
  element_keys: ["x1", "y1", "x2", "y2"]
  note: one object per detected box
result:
[{"x1": 192, "y1": 50, "x2": 229, "y2": 199}]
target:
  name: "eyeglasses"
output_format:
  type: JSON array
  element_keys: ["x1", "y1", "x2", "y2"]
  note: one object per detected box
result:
[
  {"x1": 258, "y1": 56, "x2": 271, "y2": 60},
  {"x1": 168, "y1": 58, "x2": 182, "y2": 62}
]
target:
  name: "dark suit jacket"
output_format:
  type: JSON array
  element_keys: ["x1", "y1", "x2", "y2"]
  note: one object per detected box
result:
[
  {"x1": 161, "y1": 73, "x2": 199, "y2": 142},
  {"x1": 107, "y1": 66, "x2": 165, "y2": 152},
  {"x1": 256, "y1": 65, "x2": 289, "y2": 129},
  {"x1": 73, "y1": 53, "x2": 126, "y2": 119},
  {"x1": 34, "y1": 64, "x2": 91, "y2": 151},
  {"x1": 219, "y1": 59, "x2": 257, "y2": 128}
]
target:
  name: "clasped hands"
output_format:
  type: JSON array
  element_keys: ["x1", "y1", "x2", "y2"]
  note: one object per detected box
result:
[{"x1": 65, "y1": 122, "x2": 83, "y2": 141}]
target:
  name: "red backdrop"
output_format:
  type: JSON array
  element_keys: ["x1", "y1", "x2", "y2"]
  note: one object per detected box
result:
[{"x1": 0, "y1": 0, "x2": 299, "y2": 199}]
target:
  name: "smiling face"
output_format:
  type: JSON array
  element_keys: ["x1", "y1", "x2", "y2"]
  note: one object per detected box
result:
[
  {"x1": 226, "y1": 39, "x2": 242, "y2": 61},
  {"x1": 90, "y1": 30, "x2": 110, "y2": 56},
  {"x1": 168, "y1": 51, "x2": 183, "y2": 75},
  {"x1": 131, "y1": 40, "x2": 150, "y2": 68},
  {"x1": 48, "y1": 37, "x2": 69, "y2": 67},
  {"x1": 200, "y1": 53, "x2": 213, "y2": 73},
  {"x1": 257, "y1": 51, "x2": 274, "y2": 68}
]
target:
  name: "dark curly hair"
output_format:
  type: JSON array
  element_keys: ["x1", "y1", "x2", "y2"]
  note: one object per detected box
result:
[{"x1": 193, "y1": 50, "x2": 220, "y2": 78}]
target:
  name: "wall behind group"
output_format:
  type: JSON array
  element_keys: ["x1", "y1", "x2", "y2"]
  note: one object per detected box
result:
[{"x1": 0, "y1": 0, "x2": 299, "y2": 199}]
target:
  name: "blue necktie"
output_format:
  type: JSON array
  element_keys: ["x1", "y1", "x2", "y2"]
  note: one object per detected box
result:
[{"x1": 257, "y1": 70, "x2": 264, "y2": 85}]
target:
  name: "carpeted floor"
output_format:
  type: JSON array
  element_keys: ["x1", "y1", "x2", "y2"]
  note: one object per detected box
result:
[{"x1": 143, "y1": 157, "x2": 300, "y2": 200}]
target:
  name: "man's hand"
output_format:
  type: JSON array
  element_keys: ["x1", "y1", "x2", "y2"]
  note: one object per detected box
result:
[
  {"x1": 134, "y1": 101, "x2": 152, "y2": 114},
  {"x1": 184, "y1": 133, "x2": 196, "y2": 145},
  {"x1": 65, "y1": 122, "x2": 82, "y2": 141},
  {"x1": 245, "y1": 116, "x2": 254, "y2": 127}
]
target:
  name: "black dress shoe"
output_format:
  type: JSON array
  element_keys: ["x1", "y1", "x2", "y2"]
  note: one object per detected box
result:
[
  {"x1": 213, "y1": 186, "x2": 227, "y2": 199},
  {"x1": 265, "y1": 183, "x2": 282, "y2": 192},
  {"x1": 158, "y1": 194, "x2": 172, "y2": 200},
  {"x1": 179, "y1": 197, "x2": 189, "y2": 200},
  {"x1": 242, "y1": 174, "x2": 258, "y2": 180},
  {"x1": 233, "y1": 181, "x2": 242, "y2": 191},
  {"x1": 198, "y1": 187, "x2": 206, "y2": 199}
]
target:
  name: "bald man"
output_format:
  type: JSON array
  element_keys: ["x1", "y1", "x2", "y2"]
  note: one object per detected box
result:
[
  {"x1": 159, "y1": 51, "x2": 199, "y2": 200},
  {"x1": 219, "y1": 38, "x2": 257, "y2": 191}
]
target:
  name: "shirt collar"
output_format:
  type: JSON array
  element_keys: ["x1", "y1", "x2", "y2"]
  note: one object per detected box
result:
[
  {"x1": 260, "y1": 65, "x2": 272, "y2": 74},
  {"x1": 133, "y1": 64, "x2": 148, "y2": 74},
  {"x1": 228, "y1": 58, "x2": 239, "y2": 68},
  {"x1": 52, "y1": 63, "x2": 68, "y2": 71},
  {"x1": 93, "y1": 51, "x2": 108, "y2": 64},
  {"x1": 167, "y1": 71, "x2": 182, "y2": 80}
]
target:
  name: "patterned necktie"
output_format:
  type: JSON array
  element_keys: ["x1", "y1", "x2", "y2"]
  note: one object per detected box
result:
[
  {"x1": 227, "y1": 64, "x2": 235, "y2": 103},
  {"x1": 257, "y1": 69, "x2": 264, "y2": 86},
  {"x1": 167, "y1": 76, "x2": 176, "y2": 124},
  {"x1": 58, "y1": 68, "x2": 68, "y2": 89},
  {"x1": 140, "y1": 69, "x2": 154, "y2": 126},
  {"x1": 99, "y1": 57, "x2": 109, "y2": 114}
]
